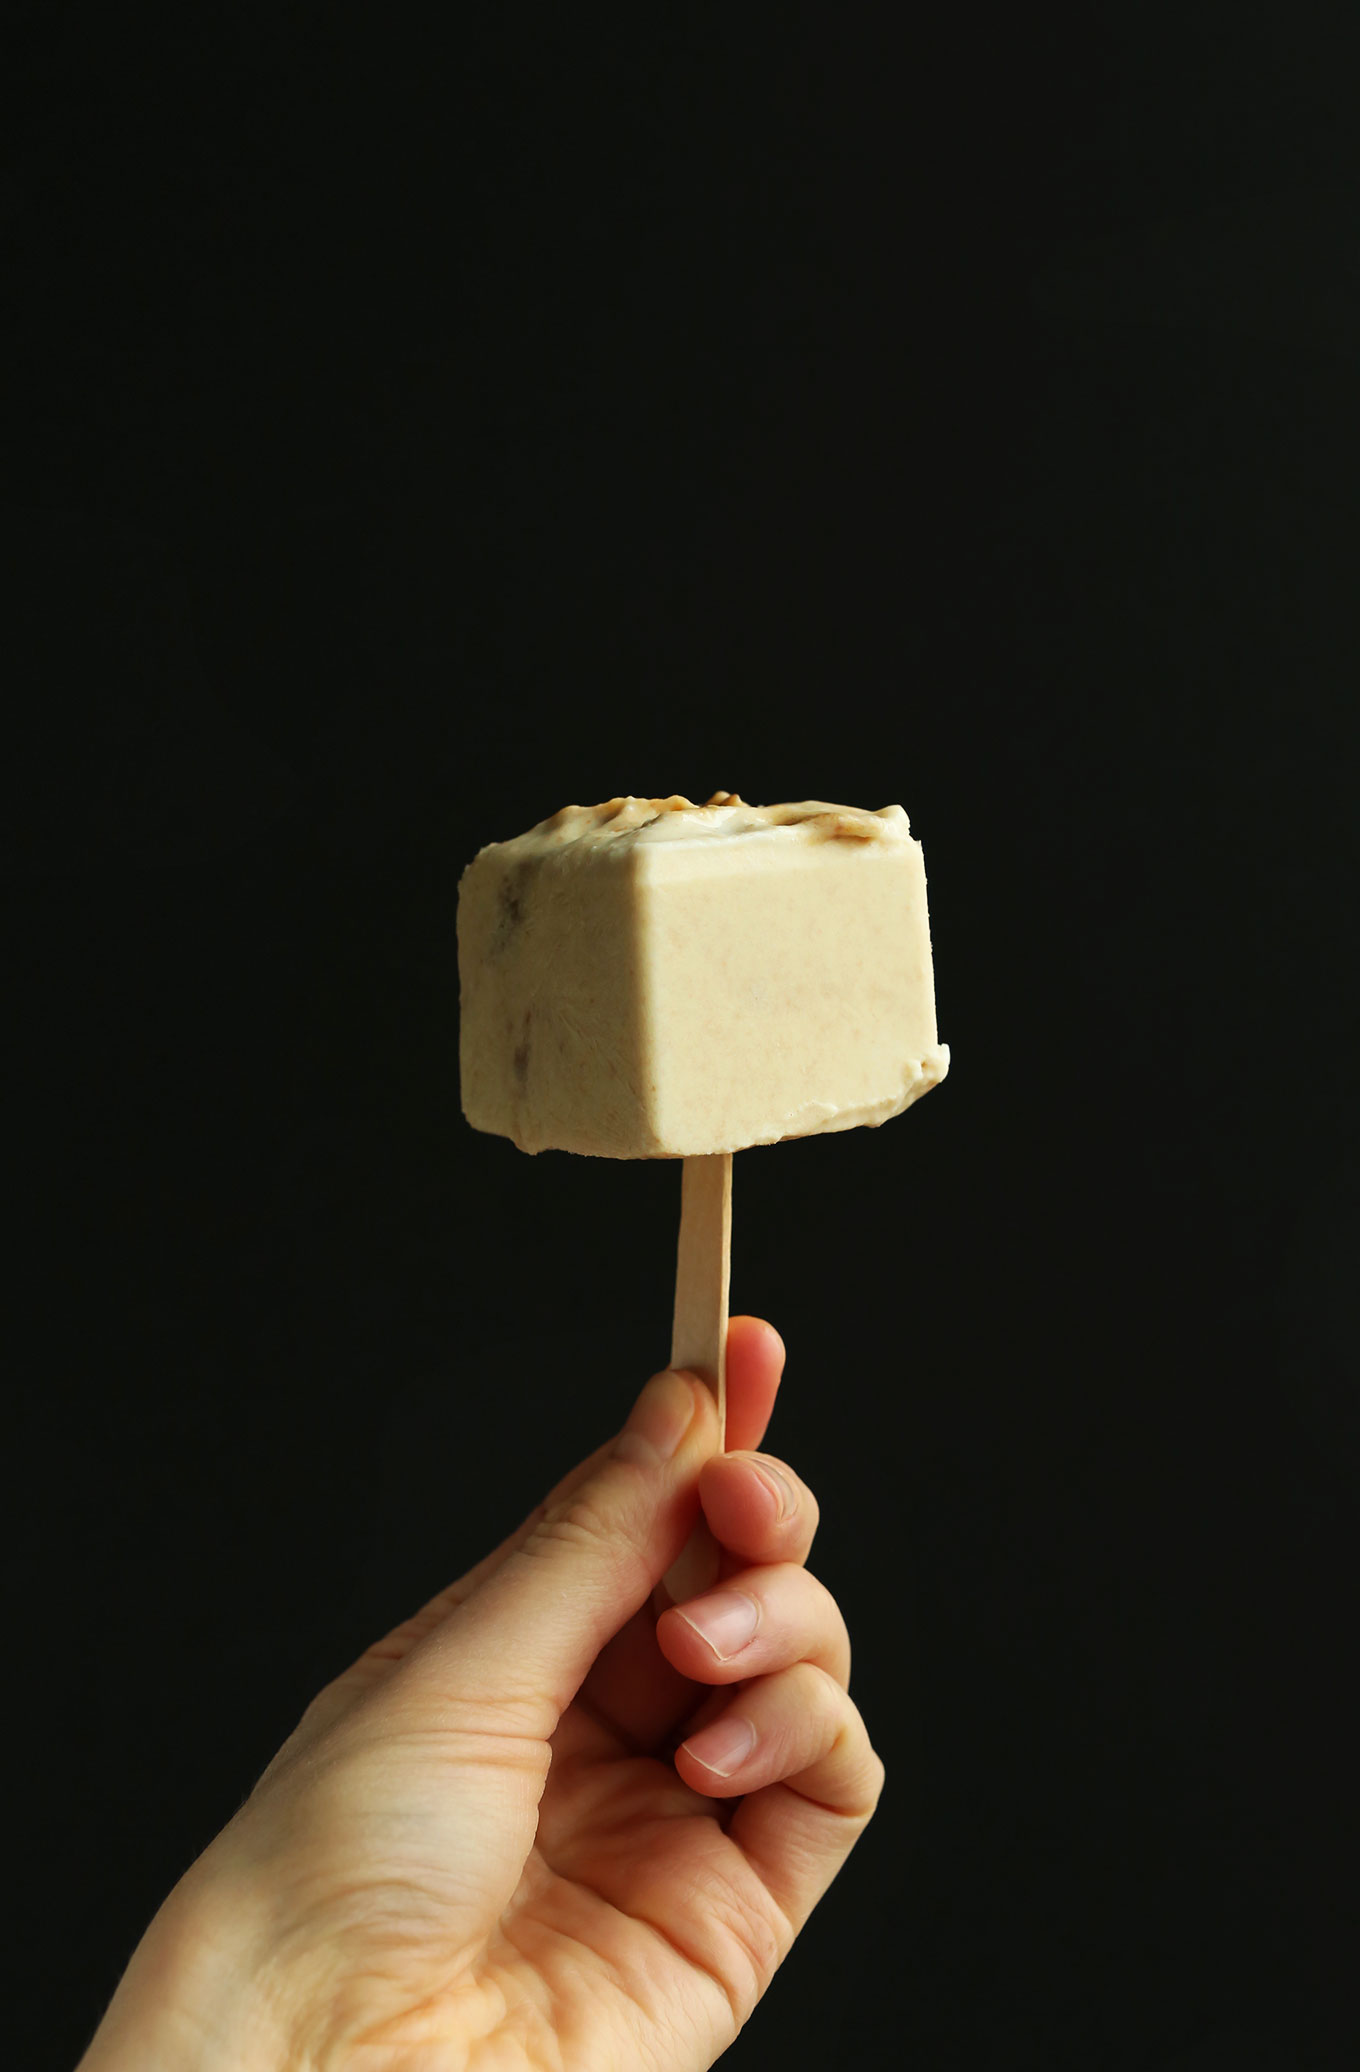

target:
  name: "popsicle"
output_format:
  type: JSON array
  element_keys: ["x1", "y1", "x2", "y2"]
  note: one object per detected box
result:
[{"x1": 457, "y1": 792, "x2": 948, "y2": 1588}]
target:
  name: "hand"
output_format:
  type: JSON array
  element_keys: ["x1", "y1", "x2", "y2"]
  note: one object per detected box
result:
[{"x1": 80, "y1": 1319, "x2": 884, "y2": 2071}]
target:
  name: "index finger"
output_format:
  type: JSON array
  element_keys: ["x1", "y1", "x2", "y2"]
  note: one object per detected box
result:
[{"x1": 721, "y1": 1315, "x2": 786, "y2": 1453}]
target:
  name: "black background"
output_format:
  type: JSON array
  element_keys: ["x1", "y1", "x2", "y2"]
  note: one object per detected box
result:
[{"x1": 5, "y1": 8, "x2": 1357, "y2": 2068}]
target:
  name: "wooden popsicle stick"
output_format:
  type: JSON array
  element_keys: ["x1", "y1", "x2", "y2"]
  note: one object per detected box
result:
[
  {"x1": 660, "y1": 1151, "x2": 732, "y2": 1606},
  {"x1": 670, "y1": 1151, "x2": 732, "y2": 1434}
]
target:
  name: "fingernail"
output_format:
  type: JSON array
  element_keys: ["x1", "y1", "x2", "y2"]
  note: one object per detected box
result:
[
  {"x1": 681, "y1": 1713, "x2": 757, "y2": 1777},
  {"x1": 752, "y1": 1457, "x2": 796, "y2": 1522},
  {"x1": 676, "y1": 1588, "x2": 760, "y2": 1661},
  {"x1": 616, "y1": 1370, "x2": 698, "y2": 1465}
]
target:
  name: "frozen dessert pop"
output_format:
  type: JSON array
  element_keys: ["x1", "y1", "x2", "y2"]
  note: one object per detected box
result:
[
  {"x1": 459, "y1": 793, "x2": 947, "y2": 1159},
  {"x1": 457, "y1": 792, "x2": 948, "y2": 1589}
]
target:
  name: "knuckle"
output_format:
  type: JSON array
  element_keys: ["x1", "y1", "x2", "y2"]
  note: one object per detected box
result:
[
  {"x1": 703, "y1": 1877, "x2": 788, "y2": 2014},
  {"x1": 741, "y1": 1453, "x2": 810, "y2": 1530},
  {"x1": 844, "y1": 1741, "x2": 888, "y2": 1825},
  {"x1": 764, "y1": 1662, "x2": 883, "y2": 1820},
  {"x1": 784, "y1": 1566, "x2": 850, "y2": 1683},
  {"x1": 530, "y1": 1487, "x2": 615, "y2": 1554},
  {"x1": 793, "y1": 1657, "x2": 847, "y2": 1727},
  {"x1": 802, "y1": 1566, "x2": 840, "y2": 1618},
  {"x1": 833, "y1": 1709, "x2": 885, "y2": 1822},
  {"x1": 518, "y1": 1472, "x2": 656, "y2": 1605},
  {"x1": 657, "y1": 1871, "x2": 785, "y2": 2034}
]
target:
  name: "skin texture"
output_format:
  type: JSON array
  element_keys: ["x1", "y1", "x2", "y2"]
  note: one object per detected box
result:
[{"x1": 79, "y1": 1318, "x2": 883, "y2": 2071}]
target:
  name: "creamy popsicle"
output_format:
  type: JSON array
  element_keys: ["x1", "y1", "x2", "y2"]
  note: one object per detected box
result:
[{"x1": 457, "y1": 791, "x2": 948, "y2": 1160}]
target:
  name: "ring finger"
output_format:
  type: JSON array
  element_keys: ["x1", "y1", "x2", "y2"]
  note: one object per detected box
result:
[{"x1": 655, "y1": 1561, "x2": 851, "y2": 1691}]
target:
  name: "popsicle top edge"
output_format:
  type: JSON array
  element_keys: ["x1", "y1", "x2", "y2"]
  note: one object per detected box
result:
[{"x1": 471, "y1": 794, "x2": 913, "y2": 863}]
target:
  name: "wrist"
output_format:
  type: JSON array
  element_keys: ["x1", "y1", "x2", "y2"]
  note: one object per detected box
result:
[{"x1": 78, "y1": 1866, "x2": 292, "y2": 2072}]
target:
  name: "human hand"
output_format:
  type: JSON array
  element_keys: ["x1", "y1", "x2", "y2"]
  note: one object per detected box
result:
[{"x1": 80, "y1": 1318, "x2": 884, "y2": 2071}]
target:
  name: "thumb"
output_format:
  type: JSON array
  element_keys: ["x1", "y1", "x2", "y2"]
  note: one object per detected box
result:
[{"x1": 389, "y1": 1368, "x2": 720, "y2": 1731}]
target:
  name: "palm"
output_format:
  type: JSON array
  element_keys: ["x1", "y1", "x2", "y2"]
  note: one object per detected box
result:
[
  {"x1": 300, "y1": 1561, "x2": 775, "y2": 2067},
  {"x1": 462, "y1": 1728, "x2": 777, "y2": 2070}
]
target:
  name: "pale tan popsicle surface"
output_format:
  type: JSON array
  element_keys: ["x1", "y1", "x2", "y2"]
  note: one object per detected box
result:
[{"x1": 457, "y1": 792, "x2": 948, "y2": 1160}]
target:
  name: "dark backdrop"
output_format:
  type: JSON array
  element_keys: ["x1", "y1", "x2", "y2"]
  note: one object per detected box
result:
[{"x1": 5, "y1": 9, "x2": 1356, "y2": 2068}]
